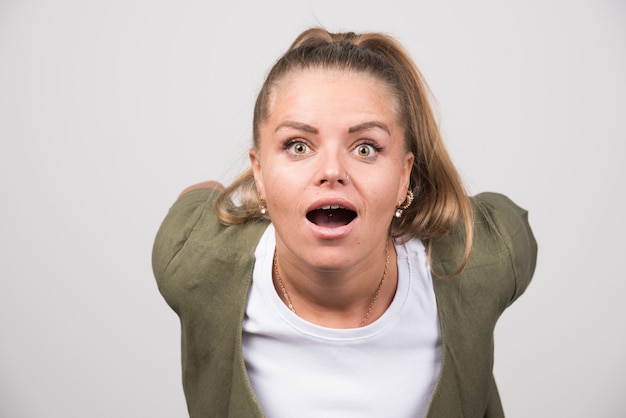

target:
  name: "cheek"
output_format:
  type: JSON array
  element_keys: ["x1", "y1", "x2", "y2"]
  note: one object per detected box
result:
[
  {"x1": 360, "y1": 178, "x2": 402, "y2": 217},
  {"x1": 354, "y1": 159, "x2": 406, "y2": 197},
  {"x1": 263, "y1": 169, "x2": 301, "y2": 211}
]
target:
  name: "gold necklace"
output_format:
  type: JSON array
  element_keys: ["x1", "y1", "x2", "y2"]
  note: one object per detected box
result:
[{"x1": 273, "y1": 241, "x2": 390, "y2": 327}]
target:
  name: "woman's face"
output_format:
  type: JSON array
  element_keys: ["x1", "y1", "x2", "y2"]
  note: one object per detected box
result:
[{"x1": 251, "y1": 69, "x2": 414, "y2": 273}]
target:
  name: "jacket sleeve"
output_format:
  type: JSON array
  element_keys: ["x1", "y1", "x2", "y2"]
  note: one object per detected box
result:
[
  {"x1": 426, "y1": 193, "x2": 537, "y2": 417},
  {"x1": 151, "y1": 188, "x2": 220, "y2": 313},
  {"x1": 474, "y1": 192, "x2": 538, "y2": 306}
]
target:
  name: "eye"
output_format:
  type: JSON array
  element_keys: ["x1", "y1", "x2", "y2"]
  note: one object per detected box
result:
[
  {"x1": 353, "y1": 143, "x2": 380, "y2": 159},
  {"x1": 288, "y1": 141, "x2": 310, "y2": 155},
  {"x1": 356, "y1": 144, "x2": 372, "y2": 157}
]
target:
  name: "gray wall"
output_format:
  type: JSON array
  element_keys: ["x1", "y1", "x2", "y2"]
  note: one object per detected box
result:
[{"x1": 1, "y1": 0, "x2": 624, "y2": 416}]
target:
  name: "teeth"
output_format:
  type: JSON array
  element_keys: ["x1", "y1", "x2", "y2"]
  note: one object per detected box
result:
[{"x1": 320, "y1": 205, "x2": 344, "y2": 210}]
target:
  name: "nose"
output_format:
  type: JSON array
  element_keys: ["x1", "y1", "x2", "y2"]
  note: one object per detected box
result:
[{"x1": 317, "y1": 150, "x2": 349, "y2": 186}]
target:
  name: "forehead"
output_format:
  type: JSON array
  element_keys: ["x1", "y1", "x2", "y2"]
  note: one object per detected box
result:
[{"x1": 266, "y1": 68, "x2": 401, "y2": 123}]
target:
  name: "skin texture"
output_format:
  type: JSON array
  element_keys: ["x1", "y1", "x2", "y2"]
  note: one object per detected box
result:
[{"x1": 250, "y1": 69, "x2": 414, "y2": 328}]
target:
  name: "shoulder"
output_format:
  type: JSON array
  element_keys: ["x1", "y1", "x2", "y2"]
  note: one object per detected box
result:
[
  {"x1": 152, "y1": 187, "x2": 269, "y2": 311},
  {"x1": 431, "y1": 192, "x2": 538, "y2": 306},
  {"x1": 472, "y1": 192, "x2": 538, "y2": 301},
  {"x1": 152, "y1": 188, "x2": 220, "y2": 279}
]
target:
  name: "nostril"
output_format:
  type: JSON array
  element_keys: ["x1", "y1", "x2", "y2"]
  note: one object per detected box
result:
[
  {"x1": 333, "y1": 174, "x2": 350, "y2": 184},
  {"x1": 318, "y1": 171, "x2": 349, "y2": 185}
]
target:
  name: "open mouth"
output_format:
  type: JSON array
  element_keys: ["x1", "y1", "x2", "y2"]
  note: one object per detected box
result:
[{"x1": 306, "y1": 205, "x2": 357, "y2": 227}]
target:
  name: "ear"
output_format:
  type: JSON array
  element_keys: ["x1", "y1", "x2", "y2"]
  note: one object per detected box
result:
[
  {"x1": 249, "y1": 148, "x2": 265, "y2": 199},
  {"x1": 398, "y1": 152, "x2": 415, "y2": 203}
]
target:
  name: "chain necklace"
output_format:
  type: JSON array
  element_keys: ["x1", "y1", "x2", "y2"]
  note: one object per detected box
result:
[{"x1": 273, "y1": 241, "x2": 390, "y2": 327}]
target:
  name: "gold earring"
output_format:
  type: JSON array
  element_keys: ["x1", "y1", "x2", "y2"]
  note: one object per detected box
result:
[
  {"x1": 395, "y1": 190, "x2": 414, "y2": 218},
  {"x1": 256, "y1": 188, "x2": 267, "y2": 215}
]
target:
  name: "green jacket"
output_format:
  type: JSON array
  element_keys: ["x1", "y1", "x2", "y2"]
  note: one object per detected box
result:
[{"x1": 153, "y1": 188, "x2": 537, "y2": 417}]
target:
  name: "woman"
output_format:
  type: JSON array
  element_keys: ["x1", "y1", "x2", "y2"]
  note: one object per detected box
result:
[{"x1": 153, "y1": 28, "x2": 537, "y2": 417}]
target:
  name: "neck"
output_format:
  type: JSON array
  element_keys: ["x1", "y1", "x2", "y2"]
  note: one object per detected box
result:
[{"x1": 272, "y1": 239, "x2": 397, "y2": 328}]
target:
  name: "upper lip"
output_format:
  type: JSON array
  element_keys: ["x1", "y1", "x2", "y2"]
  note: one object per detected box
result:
[{"x1": 306, "y1": 198, "x2": 357, "y2": 214}]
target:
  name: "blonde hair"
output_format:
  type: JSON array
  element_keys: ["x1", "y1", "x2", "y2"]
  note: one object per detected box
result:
[{"x1": 216, "y1": 28, "x2": 473, "y2": 276}]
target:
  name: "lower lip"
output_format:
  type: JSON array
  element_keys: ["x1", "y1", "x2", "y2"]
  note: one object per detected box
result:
[{"x1": 307, "y1": 218, "x2": 356, "y2": 240}]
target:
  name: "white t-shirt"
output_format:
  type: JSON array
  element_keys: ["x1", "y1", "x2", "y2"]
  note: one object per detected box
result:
[{"x1": 242, "y1": 225, "x2": 441, "y2": 418}]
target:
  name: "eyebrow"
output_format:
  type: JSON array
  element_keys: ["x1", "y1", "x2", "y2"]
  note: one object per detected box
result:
[
  {"x1": 348, "y1": 121, "x2": 390, "y2": 136},
  {"x1": 275, "y1": 121, "x2": 318, "y2": 134},
  {"x1": 275, "y1": 120, "x2": 390, "y2": 135}
]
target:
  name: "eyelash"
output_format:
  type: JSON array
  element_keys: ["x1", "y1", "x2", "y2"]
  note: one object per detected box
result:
[
  {"x1": 282, "y1": 139, "x2": 311, "y2": 156},
  {"x1": 356, "y1": 141, "x2": 384, "y2": 153},
  {"x1": 281, "y1": 139, "x2": 385, "y2": 158}
]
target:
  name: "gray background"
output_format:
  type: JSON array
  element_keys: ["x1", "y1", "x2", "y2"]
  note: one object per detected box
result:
[{"x1": 1, "y1": 0, "x2": 625, "y2": 417}]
